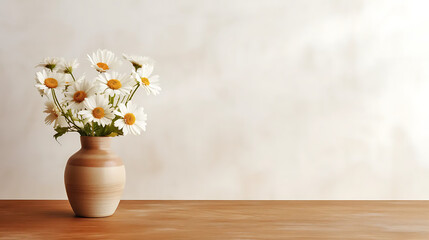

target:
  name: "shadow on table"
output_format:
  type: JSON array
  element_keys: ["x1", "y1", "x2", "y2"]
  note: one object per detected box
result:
[{"x1": 40, "y1": 210, "x2": 76, "y2": 218}]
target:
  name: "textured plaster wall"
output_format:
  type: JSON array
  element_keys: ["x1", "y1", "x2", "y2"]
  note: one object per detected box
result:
[{"x1": 1, "y1": 0, "x2": 429, "y2": 199}]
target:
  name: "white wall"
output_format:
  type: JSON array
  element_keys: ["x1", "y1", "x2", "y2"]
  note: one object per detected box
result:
[{"x1": 1, "y1": 0, "x2": 429, "y2": 199}]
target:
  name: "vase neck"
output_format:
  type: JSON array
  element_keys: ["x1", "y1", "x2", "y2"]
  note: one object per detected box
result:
[{"x1": 80, "y1": 136, "x2": 111, "y2": 150}]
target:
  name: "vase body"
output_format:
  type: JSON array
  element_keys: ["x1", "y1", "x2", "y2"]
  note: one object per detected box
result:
[{"x1": 65, "y1": 136, "x2": 126, "y2": 217}]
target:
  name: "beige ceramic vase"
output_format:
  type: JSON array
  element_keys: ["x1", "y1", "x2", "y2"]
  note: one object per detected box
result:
[{"x1": 64, "y1": 136, "x2": 126, "y2": 217}]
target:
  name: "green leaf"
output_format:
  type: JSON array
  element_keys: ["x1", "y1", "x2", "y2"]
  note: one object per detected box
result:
[
  {"x1": 53, "y1": 126, "x2": 69, "y2": 142},
  {"x1": 78, "y1": 123, "x2": 92, "y2": 136},
  {"x1": 106, "y1": 132, "x2": 119, "y2": 137},
  {"x1": 74, "y1": 121, "x2": 124, "y2": 137}
]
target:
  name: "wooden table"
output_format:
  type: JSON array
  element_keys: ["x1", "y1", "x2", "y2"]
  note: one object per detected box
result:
[{"x1": 1, "y1": 200, "x2": 429, "y2": 239}]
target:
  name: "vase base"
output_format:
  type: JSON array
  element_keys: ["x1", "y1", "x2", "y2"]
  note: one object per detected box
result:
[{"x1": 74, "y1": 213, "x2": 115, "y2": 218}]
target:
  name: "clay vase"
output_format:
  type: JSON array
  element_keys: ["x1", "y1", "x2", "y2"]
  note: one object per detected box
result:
[{"x1": 64, "y1": 136, "x2": 126, "y2": 217}]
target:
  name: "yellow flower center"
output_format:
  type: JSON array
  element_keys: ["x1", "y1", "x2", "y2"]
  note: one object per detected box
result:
[
  {"x1": 141, "y1": 77, "x2": 150, "y2": 86},
  {"x1": 97, "y1": 62, "x2": 109, "y2": 71},
  {"x1": 107, "y1": 79, "x2": 122, "y2": 90},
  {"x1": 44, "y1": 78, "x2": 58, "y2": 88},
  {"x1": 124, "y1": 113, "x2": 136, "y2": 125},
  {"x1": 73, "y1": 91, "x2": 87, "y2": 103},
  {"x1": 92, "y1": 107, "x2": 105, "y2": 119}
]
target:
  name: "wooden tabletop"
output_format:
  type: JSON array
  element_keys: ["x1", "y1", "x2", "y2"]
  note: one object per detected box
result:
[{"x1": 1, "y1": 200, "x2": 429, "y2": 239}]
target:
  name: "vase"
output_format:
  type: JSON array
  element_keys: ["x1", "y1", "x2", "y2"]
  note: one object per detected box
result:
[{"x1": 64, "y1": 136, "x2": 126, "y2": 217}]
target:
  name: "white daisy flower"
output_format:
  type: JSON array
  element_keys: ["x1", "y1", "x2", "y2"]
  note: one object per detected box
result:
[
  {"x1": 35, "y1": 69, "x2": 67, "y2": 95},
  {"x1": 36, "y1": 57, "x2": 63, "y2": 71},
  {"x1": 87, "y1": 49, "x2": 120, "y2": 72},
  {"x1": 133, "y1": 64, "x2": 161, "y2": 95},
  {"x1": 97, "y1": 71, "x2": 133, "y2": 97},
  {"x1": 64, "y1": 77, "x2": 99, "y2": 110},
  {"x1": 114, "y1": 101, "x2": 147, "y2": 135},
  {"x1": 35, "y1": 83, "x2": 45, "y2": 97},
  {"x1": 58, "y1": 59, "x2": 79, "y2": 74},
  {"x1": 79, "y1": 95, "x2": 115, "y2": 126},
  {"x1": 123, "y1": 54, "x2": 154, "y2": 70},
  {"x1": 44, "y1": 100, "x2": 67, "y2": 128}
]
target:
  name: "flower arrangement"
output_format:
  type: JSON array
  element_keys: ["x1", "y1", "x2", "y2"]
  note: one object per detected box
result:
[{"x1": 34, "y1": 49, "x2": 161, "y2": 140}]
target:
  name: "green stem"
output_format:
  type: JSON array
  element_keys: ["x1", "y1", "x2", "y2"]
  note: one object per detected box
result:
[
  {"x1": 70, "y1": 72, "x2": 76, "y2": 81},
  {"x1": 51, "y1": 90, "x2": 72, "y2": 128},
  {"x1": 51, "y1": 89, "x2": 81, "y2": 130},
  {"x1": 115, "y1": 95, "x2": 122, "y2": 107},
  {"x1": 92, "y1": 122, "x2": 95, "y2": 136},
  {"x1": 127, "y1": 84, "x2": 140, "y2": 103},
  {"x1": 109, "y1": 95, "x2": 115, "y2": 105},
  {"x1": 120, "y1": 95, "x2": 127, "y2": 104}
]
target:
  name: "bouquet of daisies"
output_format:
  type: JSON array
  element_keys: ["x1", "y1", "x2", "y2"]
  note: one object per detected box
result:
[{"x1": 35, "y1": 49, "x2": 161, "y2": 140}]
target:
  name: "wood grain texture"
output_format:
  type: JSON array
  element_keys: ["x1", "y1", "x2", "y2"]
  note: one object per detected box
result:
[{"x1": 1, "y1": 200, "x2": 429, "y2": 239}]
